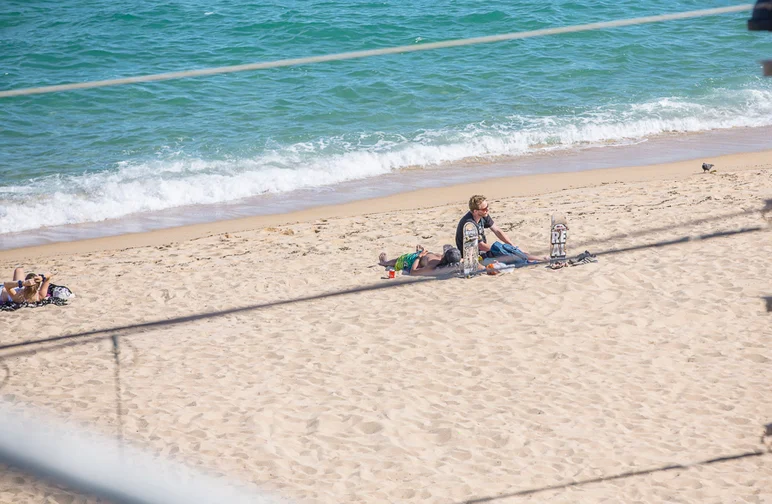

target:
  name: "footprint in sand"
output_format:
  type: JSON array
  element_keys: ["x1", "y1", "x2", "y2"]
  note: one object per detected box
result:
[
  {"x1": 432, "y1": 428, "x2": 452, "y2": 443},
  {"x1": 358, "y1": 421, "x2": 384, "y2": 434}
]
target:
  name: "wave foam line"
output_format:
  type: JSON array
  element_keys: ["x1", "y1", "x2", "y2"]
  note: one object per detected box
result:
[{"x1": 2, "y1": 90, "x2": 772, "y2": 234}]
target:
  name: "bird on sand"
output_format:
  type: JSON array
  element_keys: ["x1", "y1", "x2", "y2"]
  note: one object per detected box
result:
[{"x1": 702, "y1": 162, "x2": 715, "y2": 173}]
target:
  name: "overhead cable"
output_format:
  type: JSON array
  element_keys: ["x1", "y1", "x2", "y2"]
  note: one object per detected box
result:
[{"x1": 0, "y1": 5, "x2": 753, "y2": 99}]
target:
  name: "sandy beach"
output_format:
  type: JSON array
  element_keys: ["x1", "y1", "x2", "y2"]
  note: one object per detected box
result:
[{"x1": 1, "y1": 151, "x2": 771, "y2": 503}]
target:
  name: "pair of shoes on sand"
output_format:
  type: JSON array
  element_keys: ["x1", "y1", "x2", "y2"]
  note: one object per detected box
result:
[{"x1": 568, "y1": 250, "x2": 597, "y2": 266}]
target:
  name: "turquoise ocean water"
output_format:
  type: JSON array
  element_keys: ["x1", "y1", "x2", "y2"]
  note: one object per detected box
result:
[{"x1": 1, "y1": 1, "x2": 771, "y2": 247}]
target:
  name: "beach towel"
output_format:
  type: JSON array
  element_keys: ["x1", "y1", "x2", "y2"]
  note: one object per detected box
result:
[{"x1": 0, "y1": 297, "x2": 69, "y2": 312}]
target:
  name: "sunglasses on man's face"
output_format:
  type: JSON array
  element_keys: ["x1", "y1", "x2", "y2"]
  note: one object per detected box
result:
[{"x1": 477, "y1": 206, "x2": 489, "y2": 212}]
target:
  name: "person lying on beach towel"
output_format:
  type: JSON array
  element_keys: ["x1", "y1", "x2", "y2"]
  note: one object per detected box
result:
[
  {"x1": 378, "y1": 246, "x2": 462, "y2": 276},
  {"x1": 1, "y1": 269, "x2": 72, "y2": 311},
  {"x1": 1, "y1": 268, "x2": 54, "y2": 305}
]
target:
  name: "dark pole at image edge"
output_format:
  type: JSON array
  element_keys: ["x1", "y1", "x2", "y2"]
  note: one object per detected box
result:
[{"x1": 748, "y1": 0, "x2": 772, "y2": 74}]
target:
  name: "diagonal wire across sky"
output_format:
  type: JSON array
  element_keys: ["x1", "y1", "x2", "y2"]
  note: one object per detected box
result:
[{"x1": 0, "y1": 5, "x2": 754, "y2": 99}]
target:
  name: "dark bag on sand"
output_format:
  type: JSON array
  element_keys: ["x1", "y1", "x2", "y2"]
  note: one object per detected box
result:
[{"x1": 48, "y1": 284, "x2": 75, "y2": 300}]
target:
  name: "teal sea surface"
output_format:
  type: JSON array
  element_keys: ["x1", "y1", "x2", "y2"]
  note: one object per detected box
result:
[{"x1": 1, "y1": 1, "x2": 771, "y2": 245}]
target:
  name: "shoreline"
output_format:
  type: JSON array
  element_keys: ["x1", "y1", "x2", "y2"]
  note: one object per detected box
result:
[
  {"x1": 3, "y1": 125, "x2": 772, "y2": 254},
  {"x1": 2, "y1": 148, "x2": 771, "y2": 262}
]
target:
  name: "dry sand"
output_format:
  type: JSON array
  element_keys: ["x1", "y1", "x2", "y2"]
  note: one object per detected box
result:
[{"x1": 1, "y1": 151, "x2": 771, "y2": 504}]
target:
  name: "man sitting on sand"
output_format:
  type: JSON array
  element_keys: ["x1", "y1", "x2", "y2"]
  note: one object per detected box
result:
[
  {"x1": 455, "y1": 195, "x2": 543, "y2": 265},
  {"x1": 379, "y1": 246, "x2": 462, "y2": 276}
]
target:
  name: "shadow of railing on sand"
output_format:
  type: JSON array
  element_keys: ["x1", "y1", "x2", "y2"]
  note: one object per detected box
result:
[
  {"x1": 568, "y1": 202, "x2": 770, "y2": 253},
  {"x1": 458, "y1": 449, "x2": 769, "y2": 503}
]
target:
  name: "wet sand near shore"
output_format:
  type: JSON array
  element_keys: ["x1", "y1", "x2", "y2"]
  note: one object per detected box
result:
[{"x1": 3, "y1": 126, "x2": 771, "y2": 252}]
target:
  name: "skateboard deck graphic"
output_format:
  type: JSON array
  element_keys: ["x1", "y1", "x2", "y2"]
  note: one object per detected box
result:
[
  {"x1": 550, "y1": 214, "x2": 568, "y2": 269},
  {"x1": 462, "y1": 221, "x2": 479, "y2": 277}
]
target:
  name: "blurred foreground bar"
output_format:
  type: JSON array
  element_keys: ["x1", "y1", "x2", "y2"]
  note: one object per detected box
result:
[{"x1": 748, "y1": 0, "x2": 772, "y2": 31}]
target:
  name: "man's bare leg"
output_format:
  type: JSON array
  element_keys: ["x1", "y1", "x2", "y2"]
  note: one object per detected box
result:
[{"x1": 378, "y1": 252, "x2": 398, "y2": 268}]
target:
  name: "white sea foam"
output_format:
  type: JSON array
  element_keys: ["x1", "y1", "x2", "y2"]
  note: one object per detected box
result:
[{"x1": 2, "y1": 88, "x2": 771, "y2": 235}]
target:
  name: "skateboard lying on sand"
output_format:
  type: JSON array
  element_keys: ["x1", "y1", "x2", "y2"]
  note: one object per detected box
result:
[{"x1": 462, "y1": 221, "x2": 479, "y2": 278}]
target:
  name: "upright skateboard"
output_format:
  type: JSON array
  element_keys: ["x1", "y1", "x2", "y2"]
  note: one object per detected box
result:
[
  {"x1": 462, "y1": 221, "x2": 479, "y2": 277},
  {"x1": 550, "y1": 214, "x2": 568, "y2": 269}
]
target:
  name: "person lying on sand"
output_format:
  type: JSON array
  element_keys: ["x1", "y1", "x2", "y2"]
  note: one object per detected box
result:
[
  {"x1": 379, "y1": 246, "x2": 462, "y2": 276},
  {"x1": 1, "y1": 268, "x2": 54, "y2": 304}
]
